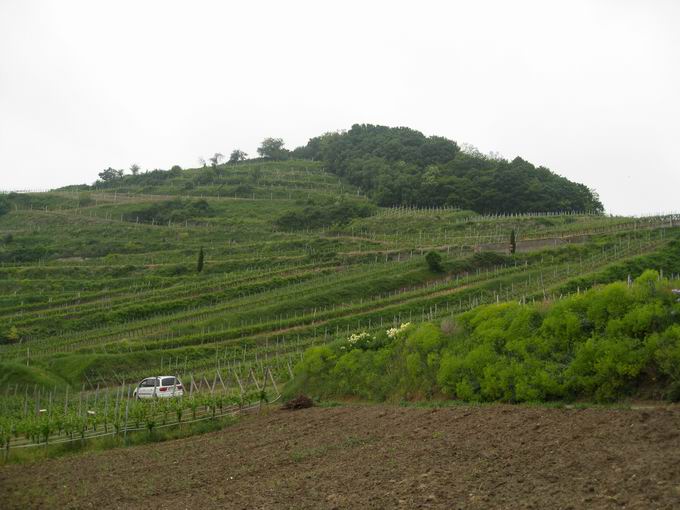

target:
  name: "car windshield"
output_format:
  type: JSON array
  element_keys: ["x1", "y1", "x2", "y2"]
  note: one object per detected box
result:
[{"x1": 161, "y1": 377, "x2": 176, "y2": 386}]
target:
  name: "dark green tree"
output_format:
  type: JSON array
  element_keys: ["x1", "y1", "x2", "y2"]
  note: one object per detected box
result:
[
  {"x1": 129, "y1": 163, "x2": 140, "y2": 175},
  {"x1": 257, "y1": 138, "x2": 288, "y2": 160},
  {"x1": 510, "y1": 229, "x2": 516, "y2": 254},
  {"x1": 293, "y1": 123, "x2": 604, "y2": 214},
  {"x1": 228, "y1": 149, "x2": 248, "y2": 163},
  {"x1": 425, "y1": 251, "x2": 444, "y2": 272},
  {"x1": 197, "y1": 247, "x2": 204, "y2": 273},
  {"x1": 209, "y1": 153, "x2": 224, "y2": 168},
  {"x1": 97, "y1": 167, "x2": 123, "y2": 182}
]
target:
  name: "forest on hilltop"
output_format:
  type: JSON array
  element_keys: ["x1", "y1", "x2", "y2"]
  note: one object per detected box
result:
[
  {"x1": 293, "y1": 124, "x2": 604, "y2": 214},
  {"x1": 80, "y1": 124, "x2": 604, "y2": 216}
]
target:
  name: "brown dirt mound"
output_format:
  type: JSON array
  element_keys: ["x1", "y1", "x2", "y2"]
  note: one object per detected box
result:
[
  {"x1": 1, "y1": 403, "x2": 680, "y2": 509},
  {"x1": 282, "y1": 394, "x2": 314, "y2": 410}
]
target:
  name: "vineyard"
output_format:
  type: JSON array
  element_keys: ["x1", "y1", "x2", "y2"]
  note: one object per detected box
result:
[
  {"x1": 0, "y1": 365, "x2": 281, "y2": 458},
  {"x1": 1, "y1": 160, "x2": 680, "y2": 458}
]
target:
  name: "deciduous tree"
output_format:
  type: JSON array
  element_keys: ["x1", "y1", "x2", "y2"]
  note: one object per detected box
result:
[{"x1": 228, "y1": 149, "x2": 248, "y2": 163}]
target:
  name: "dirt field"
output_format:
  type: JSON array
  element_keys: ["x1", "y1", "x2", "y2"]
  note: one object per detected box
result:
[{"x1": 1, "y1": 403, "x2": 680, "y2": 509}]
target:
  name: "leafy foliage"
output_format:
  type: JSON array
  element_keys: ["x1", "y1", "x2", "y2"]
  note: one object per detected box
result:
[
  {"x1": 257, "y1": 138, "x2": 289, "y2": 160},
  {"x1": 289, "y1": 271, "x2": 680, "y2": 402},
  {"x1": 229, "y1": 150, "x2": 248, "y2": 163},
  {"x1": 97, "y1": 167, "x2": 124, "y2": 183},
  {"x1": 275, "y1": 199, "x2": 375, "y2": 230},
  {"x1": 425, "y1": 251, "x2": 443, "y2": 272},
  {"x1": 126, "y1": 199, "x2": 215, "y2": 224},
  {"x1": 295, "y1": 124, "x2": 604, "y2": 213}
]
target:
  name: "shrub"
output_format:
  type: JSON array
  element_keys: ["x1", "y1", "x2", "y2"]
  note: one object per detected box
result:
[
  {"x1": 284, "y1": 346, "x2": 337, "y2": 399},
  {"x1": 287, "y1": 272, "x2": 680, "y2": 403},
  {"x1": 0, "y1": 326, "x2": 20, "y2": 344},
  {"x1": 275, "y1": 200, "x2": 375, "y2": 230},
  {"x1": 646, "y1": 325, "x2": 680, "y2": 400},
  {"x1": 78, "y1": 193, "x2": 94, "y2": 207},
  {"x1": 425, "y1": 251, "x2": 443, "y2": 272},
  {"x1": 127, "y1": 199, "x2": 215, "y2": 224}
]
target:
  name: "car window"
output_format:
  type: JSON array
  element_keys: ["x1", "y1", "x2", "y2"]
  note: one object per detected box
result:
[
  {"x1": 161, "y1": 377, "x2": 175, "y2": 386},
  {"x1": 142, "y1": 378, "x2": 157, "y2": 387}
]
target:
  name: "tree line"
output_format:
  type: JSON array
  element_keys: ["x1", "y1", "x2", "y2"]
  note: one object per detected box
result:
[
  {"x1": 87, "y1": 124, "x2": 604, "y2": 214},
  {"x1": 293, "y1": 124, "x2": 604, "y2": 214}
]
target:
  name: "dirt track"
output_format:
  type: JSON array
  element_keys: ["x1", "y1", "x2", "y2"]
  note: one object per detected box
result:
[{"x1": 2, "y1": 404, "x2": 680, "y2": 509}]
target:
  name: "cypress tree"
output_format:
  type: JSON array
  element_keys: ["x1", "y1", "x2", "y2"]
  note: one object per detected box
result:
[
  {"x1": 510, "y1": 229, "x2": 516, "y2": 254},
  {"x1": 197, "y1": 247, "x2": 204, "y2": 273}
]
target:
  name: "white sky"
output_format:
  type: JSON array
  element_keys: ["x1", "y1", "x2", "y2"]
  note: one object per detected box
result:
[{"x1": 1, "y1": 0, "x2": 678, "y2": 215}]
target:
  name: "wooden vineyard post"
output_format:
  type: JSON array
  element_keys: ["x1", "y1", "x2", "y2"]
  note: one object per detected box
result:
[
  {"x1": 216, "y1": 370, "x2": 227, "y2": 392},
  {"x1": 267, "y1": 367, "x2": 279, "y2": 397},
  {"x1": 123, "y1": 385, "x2": 131, "y2": 442},
  {"x1": 234, "y1": 371, "x2": 245, "y2": 398},
  {"x1": 189, "y1": 374, "x2": 196, "y2": 397},
  {"x1": 103, "y1": 390, "x2": 109, "y2": 433},
  {"x1": 78, "y1": 386, "x2": 83, "y2": 418},
  {"x1": 64, "y1": 385, "x2": 69, "y2": 415},
  {"x1": 259, "y1": 368, "x2": 268, "y2": 413},
  {"x1": 249, "y1": 368, "x2": 261, "y2": 392},
  {"x1": 113, "y1": 385, "x2": 121, "y2": 435},
  {"x1": 23, "y1": 387, "x2": 28, "y2": 418}
]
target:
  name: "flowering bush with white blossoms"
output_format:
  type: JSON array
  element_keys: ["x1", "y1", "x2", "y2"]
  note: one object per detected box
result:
[
  {"x1": 386, "y1": 322, "x2": 412, "y2": 339},
  {"x1": 348, "y1": 331, "x2": 373, "y2": 345},
  {"x1": 340, "y1": 331, "x2": 375, "y2": 351}
]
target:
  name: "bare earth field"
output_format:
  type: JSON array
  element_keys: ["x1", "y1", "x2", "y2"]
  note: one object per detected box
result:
[{"x1": 1, "y1": 404, "x2": 680, "y2": 509}]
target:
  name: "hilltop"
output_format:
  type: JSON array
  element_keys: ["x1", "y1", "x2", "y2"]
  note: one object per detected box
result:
[
  {"x1": 54, "y1": 124, "x2": 604, "y2": 215},
  {"x1": 295, "y1": 124, "x2": 603, "y2": 213}
]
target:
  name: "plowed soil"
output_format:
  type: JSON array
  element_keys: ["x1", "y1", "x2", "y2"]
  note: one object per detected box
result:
[{"x1": 2, "y1": 404, "x2": 680, "y2": 509}]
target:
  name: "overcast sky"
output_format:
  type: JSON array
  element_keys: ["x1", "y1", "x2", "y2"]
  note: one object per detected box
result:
[{"x1": 1, "y1": 1, "x2": 678, "y2": 215}]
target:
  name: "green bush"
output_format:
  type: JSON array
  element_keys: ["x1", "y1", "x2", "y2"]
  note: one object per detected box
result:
[
  {"x1": 288, "y1": 270, "x2": 680, "y2": 403},
  {"x1": 425, "y1": 251, "x2": 443, "y2": 272},
  {"x1": 275, "y1": 200, "x2": 375, "y2": 230},
  {"x1": 126, "y1": 198, "x2": 215, "y2": 224},
  {"x1": 646, "y1": 325, "x2": 680, "y2": 400}
]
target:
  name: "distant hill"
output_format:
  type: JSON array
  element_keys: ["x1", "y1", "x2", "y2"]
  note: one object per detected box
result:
[
  {"x1": 293, "y1": 124, "x2": 604, "y2": 214},
  {"x1": 61, "y1": 124, "x2": 603, "y2": 215}
]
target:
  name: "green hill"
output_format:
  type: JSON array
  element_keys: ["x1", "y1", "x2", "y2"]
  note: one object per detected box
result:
[
  {"x1": 0, "y1": 157, "x2": 677, "y2": 394},
  {"x1": 294, "y1": 124, "x2": 603, "y2": 213},
  {"x1": 58, "y1": 124, "x2": 603, "y2": 215}
]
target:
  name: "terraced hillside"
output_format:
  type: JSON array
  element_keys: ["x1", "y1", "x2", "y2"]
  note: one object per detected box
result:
[{"x1": 1, "y1": 161, "x2": 679, "y2": 392}]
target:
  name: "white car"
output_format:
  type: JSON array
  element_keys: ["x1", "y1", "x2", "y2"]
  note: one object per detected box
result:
[{"x1": 133, "y1": 375, "x2": 184, "y2": 400}]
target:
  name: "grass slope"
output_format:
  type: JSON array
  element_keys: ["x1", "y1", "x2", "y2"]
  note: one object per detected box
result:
[{"x1": 0, "y1": 160, "x2": 678, "y2": 392}]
